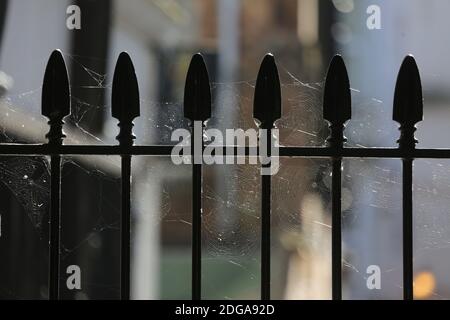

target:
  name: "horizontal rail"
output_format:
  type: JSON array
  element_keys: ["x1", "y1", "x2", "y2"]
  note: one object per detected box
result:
[{"x1": 1, "y1": 144, "x2": 450, "y2": 159}]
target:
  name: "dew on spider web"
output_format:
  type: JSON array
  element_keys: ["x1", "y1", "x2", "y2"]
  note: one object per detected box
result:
[{"x1": 0, "y1": 157, "x2": 50, "y2": 236}]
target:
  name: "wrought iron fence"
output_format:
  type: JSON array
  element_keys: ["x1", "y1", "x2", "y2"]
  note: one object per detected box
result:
[{"x1": 0, "y1": 48, "x2": 434, "y2": 300}]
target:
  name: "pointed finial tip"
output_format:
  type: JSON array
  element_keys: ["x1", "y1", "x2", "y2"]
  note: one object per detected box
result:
[
  {"x1": 47, "y1": 49, "x2": 66, "y2": 70},
  {"x1": 261, "y1": 53, "x2": 276, "y2": 66},
  {"x1": 400, "y1": 54, "x2": 418, "y2": 69},
  {"x1": 190, "y1": 53, "x2": 207, "y2": 70},
  {"x1": 183, "y1": 53, "x2": 211, "y2": 122},
  {"x1": 329, "y1": 54, "x2": 346, "y2": 70},
  {"x1": 323, "y1": 54, "x2": 351, "y2": 124},
  {"x1": 259, "y1": 54, "x2": 277, "y2": 76},
  {"x1": 393, "y1": 55, "x2": 423, "y2": 125},
  {"x1": 111, "y1": 52, "x2": 140, "y2": 121},
  {"x1": 42, "y1": 49, "x2": 70, "y2": 119},
  {"x1": 253, "y1": 53, "x2": 281, "y2": 125},
  {"x1": 49, "y1": 49, "x2": 64, "y2": 59},
  {"x1": 116, "y1": 51, "x2": 134, "y2": 68},
  {"x1": 42, "y1": 49, "x2": 70, "y2": 144}
]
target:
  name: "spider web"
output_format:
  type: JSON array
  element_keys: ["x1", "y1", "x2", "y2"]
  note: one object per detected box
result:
[{"x1": 0, "y1": 51, "x2": 449, "y2": 301}]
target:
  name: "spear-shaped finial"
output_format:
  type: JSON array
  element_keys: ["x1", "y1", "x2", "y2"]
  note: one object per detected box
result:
[
  {"x1": 184, "y1": 53, "x2": 211, "y2": 300},
  {"x1": 184, "y1": 53, "x2": 211, "y2": 122},
  {"x1": 323, "y1": 55, "x2": 351, "y2": 147},
  {"x1": 42, "y1": 50, "x2": 70, "y2": 145},
  {"x1": 253, "y1": 54, "x2": 281, "y2": 128},
  {"x1": 112, "y1": 52, "x2": 140, "y2": 146},
  {"x1": 393, "y1": 55, "x2": 423, "y2": 150}
]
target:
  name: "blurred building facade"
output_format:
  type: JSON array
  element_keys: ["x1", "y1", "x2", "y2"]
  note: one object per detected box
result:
[{"x1": 3, "y1": 0, "x2": 449, "y2": 301}]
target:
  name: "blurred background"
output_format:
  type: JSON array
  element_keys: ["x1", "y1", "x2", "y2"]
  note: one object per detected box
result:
[{"x1": 0, "y1": 0, "x2": 450, "y2": 300}]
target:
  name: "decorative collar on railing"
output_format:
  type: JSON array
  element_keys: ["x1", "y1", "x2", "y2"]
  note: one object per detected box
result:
[
  {"x1": 112, "y1": 52, "x2": 140, "y2": 147},
  {"x1": 184, "y1": 53, "x2": 211, "y2": 123},
  {"x1": 323, "y1": 55, "x2": 351, "y2": 149},
  {"x1": 253, "y1": 53, "x2": 281, "y2": 130},
  {"x1": 393, "y1": 55, "x2": 423, "y2": 151},
  {"x1": 42, "y1": 50, "x2": 71, "y2": 146}
]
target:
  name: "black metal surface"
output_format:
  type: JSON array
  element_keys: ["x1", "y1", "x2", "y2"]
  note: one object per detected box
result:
[
  {"x1": 394, "y1": 55, "x2": 423, "y2": 300},
  {"x1": 2, "y1": 51, "x2": 433, "y2": 300},
  {"x1": 42, "y1": 50, "x2": 71, "y2": 300},
  {"x1": 184, "y1": 54, "x2": 211, "y2": 300},
  {"x1": 112, "y1": 52, "x2": 140, "y2": 300},
  {"x1": 402, "y1": 158, "x2": 413, "y2": 300},
  {"x1": 323, "y1": 55, "x2": 351, "y2": 300},
  {"x1": 3, "y1": 144, "x2": 450, "y2": 158},
  {"x1": 254, "y1": 54, "x2": 281, "y2": 300}
]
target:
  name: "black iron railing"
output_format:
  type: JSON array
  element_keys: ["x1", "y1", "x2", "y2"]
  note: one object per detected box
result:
[{"x1": 0, "y1": 49, "x2": 430, "y2": 300}]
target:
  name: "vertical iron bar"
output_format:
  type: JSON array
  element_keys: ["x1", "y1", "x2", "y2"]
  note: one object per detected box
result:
[
  {"x1": 331, "y1": 156, "x2": 342, "y2": 300},
  {"x1": 111, "y1": 52, "x2": 140, "y2": 300},
  {"x1": 403, "y1": 158, "x2": 413, "y2": 300},
  {"x1": 42, "y1": 50, "x2": 70, "y2": 300},
  {"x1": 184, "y1": 54, "x2": 211, "y2": 300},
  {"x1": 120, "y1": 154, "x2": 131, "y2": 300},
  {"x1": 393, "y1": 55, "x2": 423, "y2": 300},
  {"x1": 49, "y1": 154, "x2": 61, "y2": 300},
  {"x1": 192, "y1": 128, "x2": 202, "y2": 300},
  {"x1": 261, "y1": 129, "x2": 271, "y2": 300},
  {"x1": 253, "y1": 54, "x2": 281, "y2": 300},
  {"x1": 322, "y1": 55, "x2": 351, "y2": 300}
]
